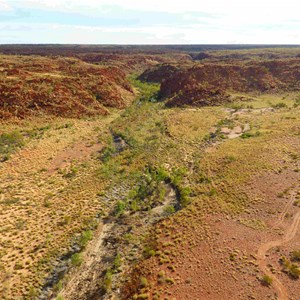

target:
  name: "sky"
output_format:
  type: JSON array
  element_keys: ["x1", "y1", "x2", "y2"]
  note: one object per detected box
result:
[{"x1": 0, "y1": 0, "x2": 299, "y2": 44}]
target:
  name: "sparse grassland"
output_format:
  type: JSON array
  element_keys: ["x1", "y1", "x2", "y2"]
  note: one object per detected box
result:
[
  {"x1": 2, "y1": 85, "x2": 297, "y2": 299},
  {"x1": 120, "y1": 92, "x2": 300, "y2": 300},
  {"x1": 1, "y1": 48, "x2": 300, "y2": 300},
  {"x1": 229, "y1": 92, "x2": 299, "y2": 109},
  {"x1": 0, "y1": 113, "x2": 119, "y2": 299}
]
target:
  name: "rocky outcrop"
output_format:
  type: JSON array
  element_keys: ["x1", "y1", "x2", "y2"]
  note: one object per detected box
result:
[
  {"x1": 138, "y1": 64, "x2": 179, "y2": 83},
  {"x1": 145, "y1": 59, "x2": 300, "y2": 107},
  {"x1": 0, "y1": 56, "x2": 134, "y2": 119}
]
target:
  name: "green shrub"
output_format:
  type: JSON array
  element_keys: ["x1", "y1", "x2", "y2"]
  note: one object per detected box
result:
[
  {"x1": 165, "y1": 277, "x2": 175, "y2": 284},
  {"x1": 261, "y1": 275, "x2": 273, "y2": 286},
  {"x1": 113, "y1": 253, "x2": 122, "y2": 270},
  {"x1": 159, "y1": 187, "x2": 167, "y2": 200},
  {"x1": 143, "y1": 246, "x2": 156, "y2": 258},
  {"x1": 155, "y1": 167, "x2": 169, "y2": 182},
  {"x1": 129, "y1": 199, "x2": 140, "y2": 212},
  {"x1": 240, "y1": 131, "x2": 261, "y2": 139},
  {"x1": 103, "y1": 268, "x2": 113, "y2": 292},
  {"x1": 53, "y1": 280, "x2": 63, "y2": 292},
  {"x1": 115, "y1": 200, "x2": 126, "y2": 216},
  {"x1": 178, "y1": 186, "x2": 191, "y2": 207},
  {"x1": 100, "y1": 146, "x2": 115, "y2": 162},
  {"x1": 207, "y1": 188, "x2": 217, "y2": 196},
  {"x1": 280, "y1": 256, "x2": 300, "y2": 279},
  {"x1": 71, "y1": 253, "x2": 83, "y2": 266},
  {"x1": 79, "y1": 230, "x2": 93, "y2": 249},
  {"x1": 170, "y1": 167, "x2": 186, "y2": 186},
  {"x1": 164, "y1": 205, "x2": 175, "y2": 215},
  {"x1": 288, "y1": 264, "x2": 300, "y2": 279},
  {"x1": 140, "y1": 276, "x2": 148, "y2": 287},
  {"x1": 271, "y1": 102, "x2": 287, "y2": 109},
  {"x1": 198, "y1": 172, "x2": 212, "y2": 184},
  {"x1": 291, "y1": 250, "x2": 300, "y2": 261}
]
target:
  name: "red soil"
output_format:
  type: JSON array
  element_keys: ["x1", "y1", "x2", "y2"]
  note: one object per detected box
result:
[{"x1": 122, "y1": 170, "x2": 300, "y2": 300}]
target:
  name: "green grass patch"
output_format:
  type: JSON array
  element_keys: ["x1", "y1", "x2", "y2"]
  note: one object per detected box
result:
[
  {"x1": 0, "y1": 131, "x2": 24, "y2": 161},
  {"x1": 79, "y1": 230, "x2": 93, "y2": 249},
  {"x1": 70, "y1": 253, "x2": 83, "y2": 267},
  {"x1": 128, "y1": 75, "x2": 160, "y2": 102}
]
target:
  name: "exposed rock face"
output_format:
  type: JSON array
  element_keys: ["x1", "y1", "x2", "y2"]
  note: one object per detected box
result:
[
  {"x1": 76, "y1": 53, "x2": 191, "y2": 73},
  {"x1": 192, "y1": 52, "x2": 211, "y2": 60},
  {"x1": 142, "y1": 59, "x2": 300, "y2": 107},
  {"x1": 164, "y1": 84, "x2": 230, "y2": 108},
  {"x1": 0, "y1": 56, "x2": 134, "y2": 119},
  {"x1": 138, "y1": 64, "x2": 179, "y2": 83}
]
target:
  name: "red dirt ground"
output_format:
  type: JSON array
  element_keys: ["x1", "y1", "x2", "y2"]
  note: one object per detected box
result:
[{"x1": 122, "y1": 167, "x2": 300, "y2": 300}]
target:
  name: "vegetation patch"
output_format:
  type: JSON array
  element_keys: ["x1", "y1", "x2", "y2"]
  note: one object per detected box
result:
[
  {"x1": 238, "y1": 218, "x2": 266, "y2": 230},
  {"x1": 261, "y1": 275, "x2": 273, "y2": 286},
  {"x1": 0, "y1": 131, "x2": 24, "y2": 161}
]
